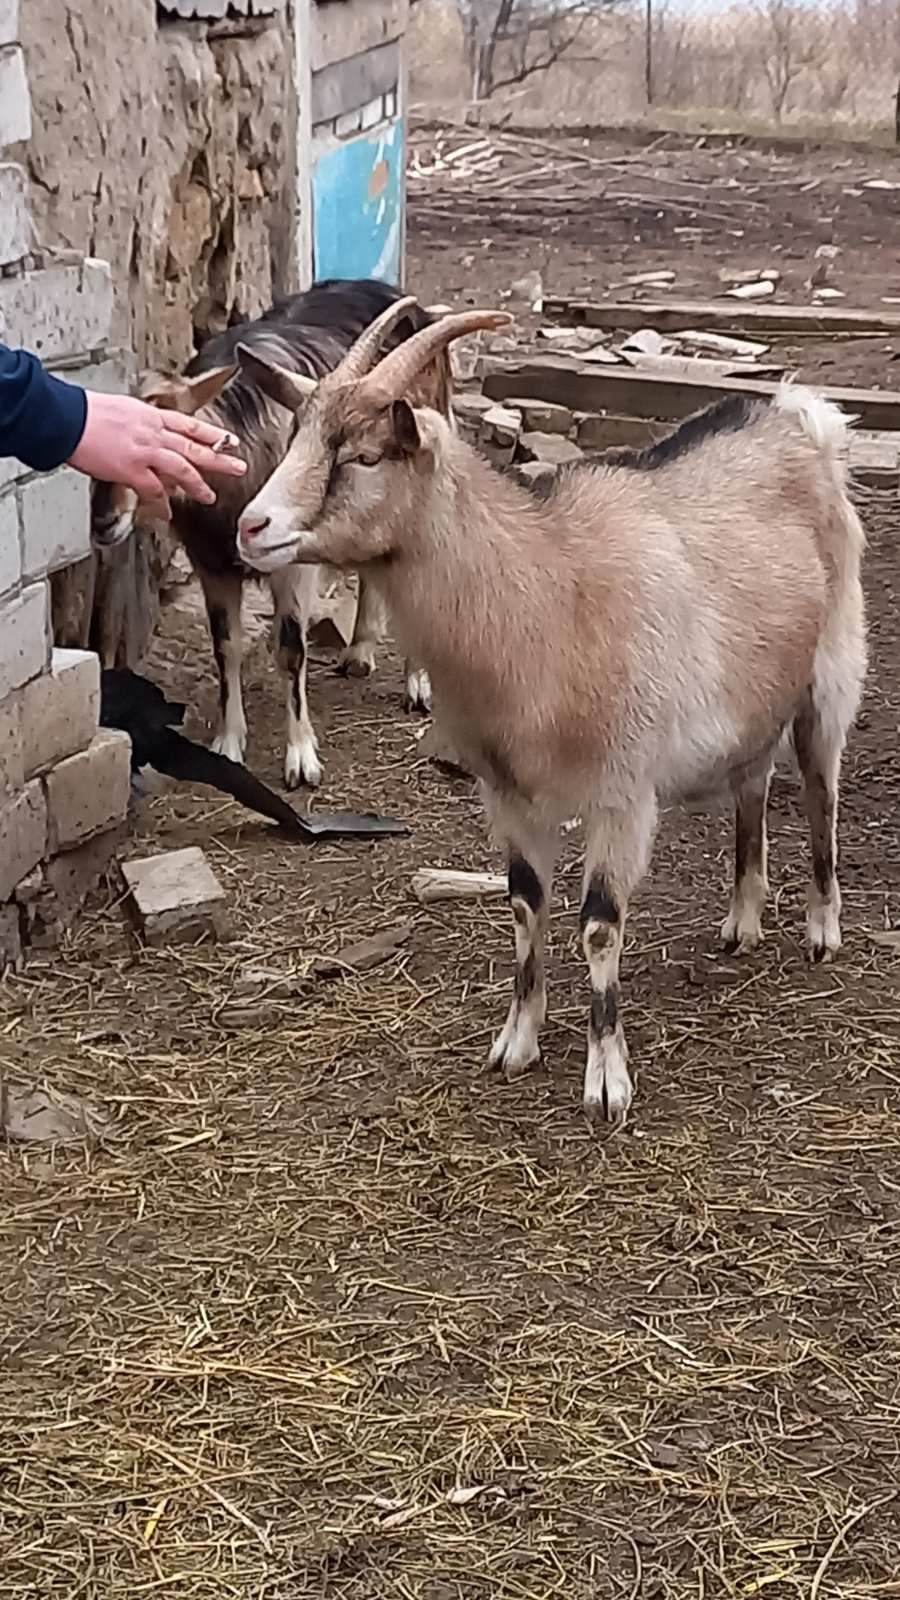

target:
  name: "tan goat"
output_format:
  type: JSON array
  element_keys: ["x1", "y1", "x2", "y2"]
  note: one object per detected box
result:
[{"x1": 232, "y1": 299, "x2": 867, "y2": 1123}]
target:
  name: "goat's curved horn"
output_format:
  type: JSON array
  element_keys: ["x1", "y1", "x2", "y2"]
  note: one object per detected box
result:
[
  {"x1": 328, "y1": 294, "x2": 422, "y2": 386},
  {"x1": 360, "y1": 311, "x2": 513, "y2": 404}
]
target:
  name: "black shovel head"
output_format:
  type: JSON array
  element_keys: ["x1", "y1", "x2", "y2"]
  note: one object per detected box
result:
[{"x1": 297, "y1": 810, "x2": 410, "y2": 840}]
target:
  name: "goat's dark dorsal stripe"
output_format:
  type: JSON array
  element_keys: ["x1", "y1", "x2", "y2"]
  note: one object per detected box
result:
[{"x1": 608, "y1": 394, "x2": 759, "y2": 473}]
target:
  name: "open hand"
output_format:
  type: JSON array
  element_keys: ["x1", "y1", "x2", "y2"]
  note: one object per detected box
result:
[{"x1": 69, "y1": 390, "x2": 247, "y2": 518}]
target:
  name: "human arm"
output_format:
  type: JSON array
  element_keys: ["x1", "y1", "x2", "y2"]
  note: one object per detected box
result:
[{"x1": 0, "y1": 343, "x2": 246, "y2": 515}]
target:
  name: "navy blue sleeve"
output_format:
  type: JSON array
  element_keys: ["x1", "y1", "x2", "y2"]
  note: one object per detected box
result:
[{"x1": 0, "y1": 343, "x2": 89, "y2": 471}]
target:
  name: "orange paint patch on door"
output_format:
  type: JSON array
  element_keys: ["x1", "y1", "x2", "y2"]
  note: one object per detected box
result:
[{"x1": 368, "y1": 159, "x2": 389, "y2": 201}]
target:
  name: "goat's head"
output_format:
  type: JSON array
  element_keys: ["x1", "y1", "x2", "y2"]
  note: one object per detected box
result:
[
  {"x1": 90, "y1": 364, "x2": 238, "y2": 548},
  {"x1": 235, "y1": 299, "x2": 511, "y2": 575}
]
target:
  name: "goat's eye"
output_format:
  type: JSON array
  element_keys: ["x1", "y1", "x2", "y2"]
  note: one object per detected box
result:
[{"x1": 347, "y1": 453, "x2": 380, "y2": 469}]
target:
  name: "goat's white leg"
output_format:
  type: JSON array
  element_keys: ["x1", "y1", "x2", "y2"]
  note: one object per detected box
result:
[
  {"x1": 581, "y1": 793, "x2": 657, "y2": 1125},
  {"x1": 488, "y1": 816, "x2": 558, "y2": 1078},
  {"x1": 338, "y1": 573, "x2": 383, "y2": 679},
  {"x1": 404, "y1": 658, "x2": 433, "y2": 715},
  {"x1": 793, "y1": 692, "x2": 846, "y2": 962},
  {"x1": 269, "y1": 566, "x2": 321, "y2": 790},
  {"x1": 199, "y1": 569, "x2": 247, "y2": 763},
  {"x1": 722, "y1": 762, "x2": 773, "y2": 954}
]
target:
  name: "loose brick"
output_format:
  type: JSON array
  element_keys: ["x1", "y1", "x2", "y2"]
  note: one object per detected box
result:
[
  {"x1": 44, "y1": 728, "x2": 131, "y2": 854},
  {"x1": 0, "y1": 260, "x2": 113, "y2": 362},
  {"x1": 0, "y1": 780, "x2": 46, "y2": 902},
  {"x1": 0, "y1": 690, "x2": 23, "y2": 796},
  {"x1": 20, "y1": 647, "x2": 100, "y2": 779},
  {"x1": 122, "y1": 847, "x2": 229, "y2": 947},
  {"x1": 0, "y1": 161, "x2": 29, "y2": 268},
  {"x1": 0, "y1": 903, "x2": 21, "y2": 969},
  {"x1": 0, "y1": 581, "x2": 50, "y2": 701},
  {"x1": 0, "y1": 484, "x2": 21, "y2": 597},
  {"x1": 18, "y1": 470, "x2": 91, "y2": 579},
  {"x1": 0, "y1": 45, "x2": 30, "y2": 148}
]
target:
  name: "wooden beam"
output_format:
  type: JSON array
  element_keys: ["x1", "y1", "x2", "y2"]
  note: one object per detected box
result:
[
  {"x1": 482, "y1": 357, "x2": 900, "y2": 434},
  {"x1": 541, "y1": 297, "x2": 900, "y2": 338}
]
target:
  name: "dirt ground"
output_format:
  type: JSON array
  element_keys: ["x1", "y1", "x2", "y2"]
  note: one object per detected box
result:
[
  {"x1": 409, "y1": 126, "x2": 900, "y2": 391},
  {"x1": 3, "y1": 129, "x2": 900, "y2": 1598}
]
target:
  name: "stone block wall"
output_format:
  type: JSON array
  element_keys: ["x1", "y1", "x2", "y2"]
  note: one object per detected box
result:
[
  {"x1": 0, "y1": 9, "x2": 131, "y2": 968},
  {"x1": 20, "y1": 0, "x2": 295, "y2": 372}
]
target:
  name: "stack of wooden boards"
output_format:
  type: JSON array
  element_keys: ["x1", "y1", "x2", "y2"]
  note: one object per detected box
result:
[{"x1": 464, "y1": 297, "x2": 900, "y2": 493}]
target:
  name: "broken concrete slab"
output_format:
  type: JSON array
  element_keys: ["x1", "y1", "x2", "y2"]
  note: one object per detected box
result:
[
  {"x1": 479, "y1": 402, "x2": 522, "y2": 469},
  {"x1": 517, "y1": 432, "x2": 584, "y2": 467},
  {"x1": 452, "y1": 392, "x2": 493, "y2": 428},
  {"x1": 121, "y1": 845, "x2": 229, "y2": 946},
  {"x1": 515, "y1": 461, "x2": 558, "y2": 493},
  {"x1": 503, "y1": 398, "x2": 573, "y2": 435},
  {"x1": 480, "y1": 403, "x2": 522, "y2": 445}
]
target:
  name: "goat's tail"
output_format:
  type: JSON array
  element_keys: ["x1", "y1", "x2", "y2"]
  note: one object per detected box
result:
[
  {"x1": 775, "y1": 380, "x2": 853, "y2": 455},
  {"x1": 775, "y1": 381, "x2": 867, "y2": 739},
  {"x1": 775, "y1": 380, "x2": 866, "y2": 578}
]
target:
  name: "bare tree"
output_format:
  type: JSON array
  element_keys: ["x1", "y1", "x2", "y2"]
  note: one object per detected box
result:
[
  {"x1": 458, "y1": 0, "x2": 624, "y2": 101},
  {"x1": 754, "y1": 0, "x2": 819, "y2": 122}
]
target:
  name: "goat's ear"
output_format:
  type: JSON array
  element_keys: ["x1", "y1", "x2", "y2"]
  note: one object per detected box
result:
[
  {"x1": 235, "y1": 343, "x2": 316, "y2": 413},
  {"x1": 391, "y1": 399, "x2": 421, "y2": 456},
  {"x1": 182, "y1": 364, "x2": 240, "y2": 412},
  {"x1": 138, "y1": 372, "x2": 187, "y2": 411}
]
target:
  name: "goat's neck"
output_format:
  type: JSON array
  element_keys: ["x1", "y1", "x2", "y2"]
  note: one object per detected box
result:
[{"x1": 385, "y1": 446, "x2": 550, "y2": 669}]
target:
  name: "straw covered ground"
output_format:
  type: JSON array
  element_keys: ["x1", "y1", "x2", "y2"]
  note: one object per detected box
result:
[{"x1": 1, "y1": 483, "x2": 900, "y2": 1595}]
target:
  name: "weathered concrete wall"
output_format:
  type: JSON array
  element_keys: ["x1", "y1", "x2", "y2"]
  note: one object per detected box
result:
[{"x1": 21, "y1": 2, "x2": 295, "y2": 371}]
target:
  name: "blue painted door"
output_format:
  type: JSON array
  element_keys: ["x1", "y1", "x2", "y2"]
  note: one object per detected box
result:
[{"x1": 312, "y1": 119, "x2": 404, "y2": 285}]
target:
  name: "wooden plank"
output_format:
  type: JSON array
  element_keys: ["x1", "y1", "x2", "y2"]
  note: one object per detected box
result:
[
  {"x1": 482, "y1": 357, "x2": 900, "y2": 434},
  {"x1": 542, "y1": 297, "x2": 900, "y2": 338}
]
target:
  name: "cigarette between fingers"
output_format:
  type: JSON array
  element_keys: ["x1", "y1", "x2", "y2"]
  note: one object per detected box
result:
[{"x1": 212, "y1": 431, "x2": 240, "y2": 455}]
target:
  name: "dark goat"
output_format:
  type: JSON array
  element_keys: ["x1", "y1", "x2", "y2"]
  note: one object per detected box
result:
[{"x1": 91, "y1": 280, "x2": 451, "y2": 789}]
